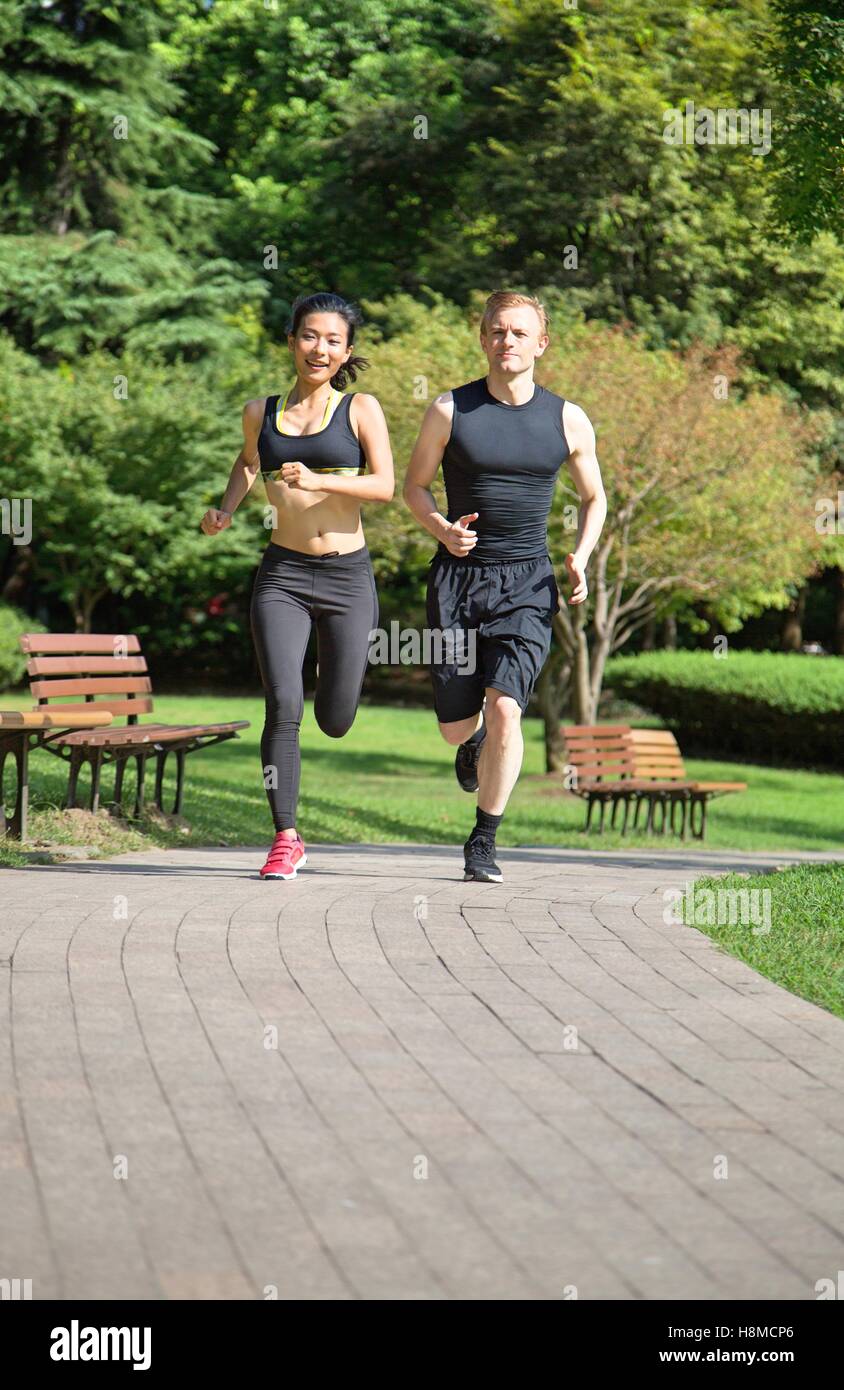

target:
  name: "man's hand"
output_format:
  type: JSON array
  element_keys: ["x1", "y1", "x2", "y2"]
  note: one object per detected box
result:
[
  {"x1": 442, "y1": 512, "x2": 479, "y2": 557},
  {"x1": 200, "y1": 508, "x2": 232, "y2": 536},
  {"x1": 565, "y1": 551, "x2": 588, "y2": 605},
  {"x1": 280, "y1": 461, "x2": 322, "y2": 491}
]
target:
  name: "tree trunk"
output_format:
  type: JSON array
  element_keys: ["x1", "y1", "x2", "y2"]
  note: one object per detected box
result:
[
  {"x1": 571, "y1": 606, "x2": 593, "y2": 724},
  {"x1": 781, "y1": 586, "x2": 806, "y2": 652},
  {"x1": 1, "y1": 545, "x2": 34, "y2": 605},
  {"x1": 536, "y1": 656, "x2": 571, "y2": 773},
  {"x1": 51, "y1": 113, "x2": 75, "y2": 236},
  {"x1": 641, "y1": 611, "x2": 656, "y2": 650},
  {"x1": 662, "y1": 613, "x2": 677, "y2": 649}
]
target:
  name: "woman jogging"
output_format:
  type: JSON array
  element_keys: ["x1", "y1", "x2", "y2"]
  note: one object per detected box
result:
[{"x1": 200, "y1": 292, "x2": 394, "y2": 879}]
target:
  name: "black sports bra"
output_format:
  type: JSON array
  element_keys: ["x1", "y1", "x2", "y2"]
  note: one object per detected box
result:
[{"x1": 257, "y1": 390, "x2": 366, "y2": 477}]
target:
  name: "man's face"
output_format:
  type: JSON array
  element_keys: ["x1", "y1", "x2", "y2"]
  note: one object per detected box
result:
[{"x1": 480, "y1": 305, "x2": 547, "y2": 374}]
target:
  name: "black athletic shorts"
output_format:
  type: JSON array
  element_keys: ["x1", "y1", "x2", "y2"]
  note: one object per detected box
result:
[{"x1": 425, "y1": 550, "x2": 560, "y2": 723}]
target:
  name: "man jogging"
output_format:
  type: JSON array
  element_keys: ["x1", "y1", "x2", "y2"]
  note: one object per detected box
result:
[{"x1": 404, "y1": 291, "x2": 606, "y2": 882}]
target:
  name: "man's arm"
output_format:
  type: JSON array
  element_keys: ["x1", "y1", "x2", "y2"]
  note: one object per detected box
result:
[
  {"x1": 561, "y1": 401, "x2": 607, "y2": 604},
  {"x1": 200, "y1": 399, "x2": 263, "y2": 535},
  {"x1": 403, "y1": 393, "x2": 478, "y2": 557}
]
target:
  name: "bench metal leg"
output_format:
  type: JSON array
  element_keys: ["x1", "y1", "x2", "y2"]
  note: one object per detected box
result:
[
  {"x1": 0, "y1": 733, "x2": 29, "y2": 841},
  {"x1": 690, "y1": 795, "x2": 708, "y2": 840},
  {"x1": 133, "y1": 754, "x2": 147, "y2": 819},
  {"x1": 173, "y1": 750, "x2": 186, "y2": 815},
  {"x1": 66, "y1": 748, "x2": 82, "y2": 809},
  {"x1": 89, "y1": 749, "x2": 104, "y2": 814},
  {"x1": 153, "y1": 749, "x2": 187, "y2": 816},
  {"x1": 65, "y1": 747, "x2": 104, "y2": 814},
  {"x1": 111, "y1": 756, "x2": 127, "y2": 815},
  {"x1": 670, "y1": 795, "x2": 689, "y2": 839}
]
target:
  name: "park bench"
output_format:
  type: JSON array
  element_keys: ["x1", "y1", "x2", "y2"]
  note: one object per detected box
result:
[
  {"x1": 0, "y1": 709, "x2": 113, "y2": 840},
  {"x1": 561, "y1": 724, "x2": 747, "y2": 840},
  {"x1": 18, "y1": 632, "x2": 249, "y2": 822}
]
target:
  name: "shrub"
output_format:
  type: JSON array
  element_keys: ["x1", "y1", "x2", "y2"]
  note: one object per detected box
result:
[
  {"x1": 0, "y1": 603, "x2": 46, "y2": 691},
  {"x1": 605, "y1": 650, "x2": 844, "y2": 770}
]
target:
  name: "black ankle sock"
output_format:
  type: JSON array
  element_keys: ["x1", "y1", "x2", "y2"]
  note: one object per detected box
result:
[
  {"x1": 464, "y1": 718, "x2": 486, "y2": 747},
  {"x1": 474, "y1": 808, "x2": 502, "y2": 839}
]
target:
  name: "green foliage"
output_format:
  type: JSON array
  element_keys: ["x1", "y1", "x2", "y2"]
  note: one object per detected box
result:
[
  {"x1": 0, "y1": 0, "x2": 214, "y2": 239},
  {"x1": 606, "y1": 649, "x2": 844, "y2": 767},
  {"x1": 766, "y1": 1, "x2": 844, "y2": 240},
  {"x1": 0, "y1": 602, "x2": 46, "y2": 688},
  {"x1": 0, "y1": 232, "x2": 267, "y2": 362}
]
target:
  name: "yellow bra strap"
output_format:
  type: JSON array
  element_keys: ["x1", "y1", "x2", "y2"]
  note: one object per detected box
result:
[{"x1": 277, "y1": 383, "x2": 339, "y2": 434}]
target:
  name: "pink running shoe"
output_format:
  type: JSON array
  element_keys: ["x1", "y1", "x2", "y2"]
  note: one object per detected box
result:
[{"x1": 259, "y1": 831, "x2": 307, "y2": 880}]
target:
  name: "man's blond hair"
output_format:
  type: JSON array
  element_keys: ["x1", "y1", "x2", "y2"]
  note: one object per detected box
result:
[{"x1": 480, "y1": 291, "x2": 549, "y2": 339}]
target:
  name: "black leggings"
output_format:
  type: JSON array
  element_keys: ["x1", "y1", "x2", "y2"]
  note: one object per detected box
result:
[{"x1": 250, "y1": 542, "x2": 379, "y2": 830}]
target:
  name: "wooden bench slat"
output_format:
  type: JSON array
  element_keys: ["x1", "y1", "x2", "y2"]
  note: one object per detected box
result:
[
  {"x1": 571, "y1": 762, "x2": 636, "y2": 780},
  {"x1": 53, "y1": 720, "x2": 250, "y2": 748},
  {"x1": 688, "y1": 781, "x2": 748, "y2": 793},
  {"x1": 36, "y1": 698, "x2": 154, "y2": 717},
  {"x1": 27, "y1": 655, "x2": 149, "y2": 676},
  {"x1": 30, "y1": 677, "x2": 153, "y2": 698},
  {"x1": 627, "y1": 730, "x2": 678, "y2": 745},
  {"x1": 565, "y1": 750, "x2": 634, "y2": 766},
  {"x1": 562, "y1": 725, "x2": 631, "y2": 736},
  {"x1": 20, "y1": 634, "x2": 143, "y2": 655}
]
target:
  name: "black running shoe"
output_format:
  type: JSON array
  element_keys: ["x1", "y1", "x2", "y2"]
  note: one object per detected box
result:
[
  {"x1": 455, "y1": 728, "x2": 486, "y2": 792},
  {"x1": 463, "y1": 833, "x2": 503, "y2": 883}
]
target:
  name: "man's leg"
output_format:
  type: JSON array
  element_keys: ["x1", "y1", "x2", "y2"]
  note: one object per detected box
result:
[
  {"x1": 437, "y1": 709, "x2": 484, "y2": 747},
  {"x1": 476, "y1": 688, "x2": 523, "y2": 815}
]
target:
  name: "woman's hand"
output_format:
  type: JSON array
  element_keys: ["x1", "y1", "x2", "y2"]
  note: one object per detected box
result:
[
  {"x1": 280, "y1": 461, "x2": 322, "y2": 491},
  {"x1": 565, "y1": 551, "x2": 588, "y2": 605},
  {"x1": 200, "y1": 508, "x2": 232, "y2": 536}
]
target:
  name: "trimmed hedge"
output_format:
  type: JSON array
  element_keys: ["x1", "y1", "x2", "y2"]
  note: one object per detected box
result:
[
  {"x1": 605, "y1": 650, "x2": 844, "y2": 770},
  {"x1": 0, "y1": 603, "x2": 46, "y2": 691}
]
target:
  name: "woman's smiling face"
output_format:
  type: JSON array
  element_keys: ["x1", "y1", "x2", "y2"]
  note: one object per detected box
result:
[{"x1": 288, "y1": 312, "x2": 352, "y2": 383}]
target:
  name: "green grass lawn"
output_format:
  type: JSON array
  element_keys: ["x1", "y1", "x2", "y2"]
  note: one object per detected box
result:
[
  {"x1": 682, "y1": 863, "x2": 844, "y2": 1021},
  {"x1": 2, "y1": 691, "x2": 843, "y2": 854}
]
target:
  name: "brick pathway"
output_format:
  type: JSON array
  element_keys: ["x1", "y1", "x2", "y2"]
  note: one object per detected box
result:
[{"x1": 2, "y1": 842, "x2": 843, "y2": 1301}]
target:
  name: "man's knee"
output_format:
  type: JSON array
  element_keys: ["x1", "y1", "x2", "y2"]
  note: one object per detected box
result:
[
  {"x1": 485, "y1": 691, "x2": 522, "y2": 739},
  {"x1": 438, "y1": 716, "x2": 480, "y2": 746}
]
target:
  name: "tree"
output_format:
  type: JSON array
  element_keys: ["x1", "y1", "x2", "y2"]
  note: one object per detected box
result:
[
  {"x1": 0, "y1": 231, "x2": 267, "y2": 362},
  {"x1": 0, "y1": 0, "x2": 213, "y2": 239},
  {"x1": 766, "y1": 0, "x2": 844, "y2": 240}
]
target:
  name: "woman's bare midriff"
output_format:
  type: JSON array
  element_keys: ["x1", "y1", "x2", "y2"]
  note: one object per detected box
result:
[{"x1": 264, "y1": 476, "x2": 365, "y2": 555}]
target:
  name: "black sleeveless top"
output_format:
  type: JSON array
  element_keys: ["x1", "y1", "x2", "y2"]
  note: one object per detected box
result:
[
  {"x1": 438, "y1": 377, "x2": 570, "y2": 562},
  {"x1": 257, "y1": 393, "x2": 366, "y2": 477}
]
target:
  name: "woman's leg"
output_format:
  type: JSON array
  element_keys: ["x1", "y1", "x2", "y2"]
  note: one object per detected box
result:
[
  {"x1": 311, "y1": 553, "x2": 379, "y2": 737},
  {"x1": 250, "y1": 567, "x2": 313, "y2": 831}
]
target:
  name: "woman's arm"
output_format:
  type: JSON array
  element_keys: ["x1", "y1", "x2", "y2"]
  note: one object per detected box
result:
[
  {"x1": 279, "y1": 394, "x2": 394, "y2": 502},
  {"x1": 200, "y1": 400, "x2": 264, "y2": 534}
]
